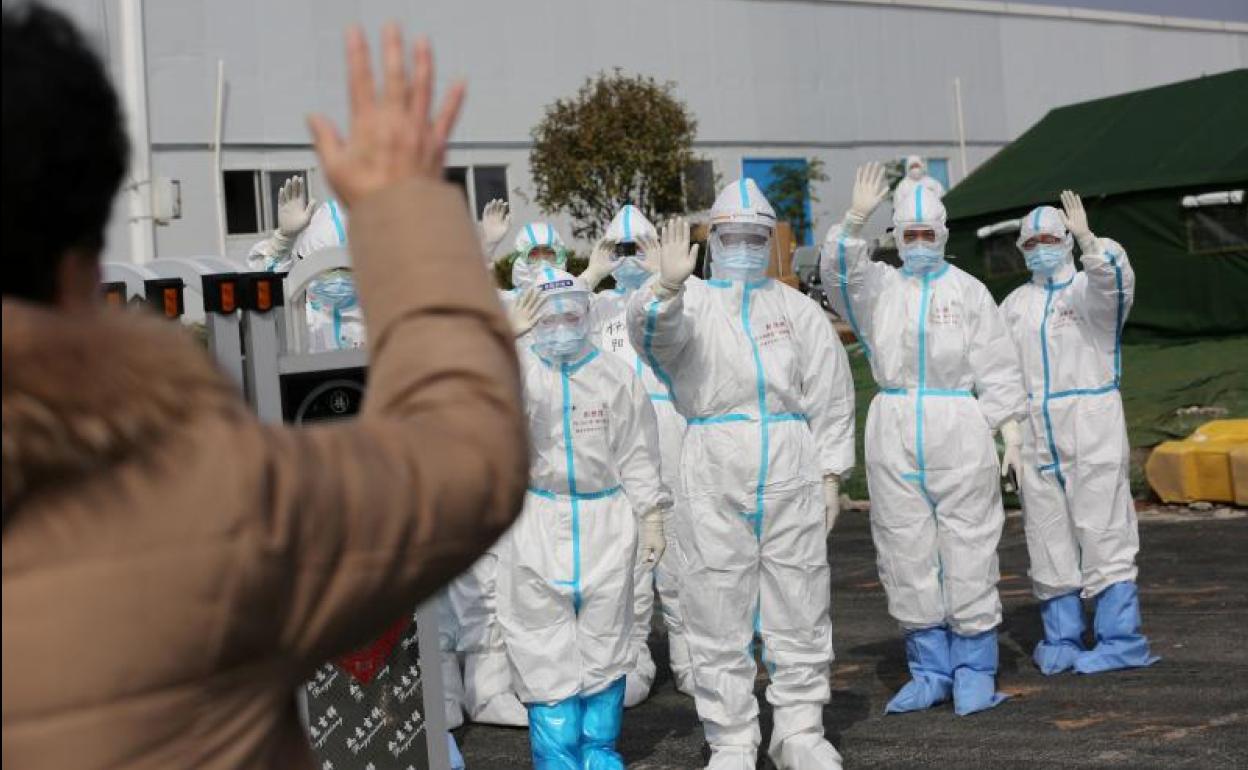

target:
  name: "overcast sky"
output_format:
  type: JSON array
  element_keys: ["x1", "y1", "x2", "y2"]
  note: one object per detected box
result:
[{"x1": 1006, "y1": 0, "x2": 1248, "y2": 23}]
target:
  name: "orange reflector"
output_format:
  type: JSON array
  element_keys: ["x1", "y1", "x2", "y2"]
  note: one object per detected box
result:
[
  {"x1": 105, "y1": 289, "x2": 124, "y2": 307},
  {"x1": 220, "y1": 281, "x2": 236, "y2": 313},
  {"x1": 163, "y1": 287, "x2": 179, "y2": 318},
  {"x1": 257, "y1": 281, "x2": 272, "y2": 311}
]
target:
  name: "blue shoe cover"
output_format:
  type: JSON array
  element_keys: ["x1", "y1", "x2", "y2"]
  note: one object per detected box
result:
[
  {"x1": 1074, "y1": 581, "x2": 1160, "y2": 675},
  {"x1": 447, "y1": 733, "x2": 466, "y2": 770},
  {"x1": 950, "y1": 630, "x2": 1008, "y2": 716},
  {"x1": 580, "y1": 677, "x2": 626, "y2": 770},
  {"x1": 885, "y1": 627, "x2": 953, "y2": 714},
  {"x1": 1034, "y1": 592, "x2": 1085, "y2": 675},
  {"x1": 528, "y1": 697, "x2": 582, "y2": 770}
]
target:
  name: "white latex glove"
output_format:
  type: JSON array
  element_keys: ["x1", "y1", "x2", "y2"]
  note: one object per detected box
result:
[
  {"x1": 654, "y1": 217, "x2": 699, "y2": 299},
  {"x1": 843, "y1": 162, "x2": 889, "y2": 235},
  {"x1": 480, "y1": 199, "x2": 511, "y2": 257},
  {"x1": 823, "y1": 474, "x2": 841, "y2": 536},
  {"x1": 638, "y1": 507, "x2": 666, "y2": 565},
  {"x1": 509, "y1": 287, "x2": 545, "y2": 338},
  {"x1": 579, "y1": 236, "x2": 616, "y2": 291},
  {"x1": 999, "y1": 419, "x2": 1024, "y2": 486},
  {"x1": 272, "y1": 175, "x2": 317, "y2": 254},
  {"x1": 636, "y1": 234, "x2": 662, "y2": 275},
  {"x1": 1060, "y1": 189, "x2": 1098, "y2": 254}
]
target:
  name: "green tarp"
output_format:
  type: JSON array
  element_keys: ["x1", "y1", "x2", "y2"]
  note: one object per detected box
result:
[{"x1": 943, "y1": 69, "x2": 1248, "y2": 338}]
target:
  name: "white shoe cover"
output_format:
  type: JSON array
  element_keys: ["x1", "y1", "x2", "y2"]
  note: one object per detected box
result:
[
  {"x1": 774, "y1": 733, "x2": 843, "y2": 770},
  {"x1": 705, "y1": 745, "x2": 756, "y2": 770}
]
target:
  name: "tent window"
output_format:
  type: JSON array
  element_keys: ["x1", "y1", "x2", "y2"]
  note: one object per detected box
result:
[
  {"x1": 982, "y1": 233, "x2": 1025, "y2": 277},
  {"x1": 1185, "y1": 202, "x2": 1248, "y2": 255}
]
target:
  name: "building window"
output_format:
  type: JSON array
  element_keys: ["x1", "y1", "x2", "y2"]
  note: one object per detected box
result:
[
  {"x1": 224, "y1": 170, "x2": 260, "y2": 235},
  {"x1": 982, "y1": 233, "x2": 1026, "y2": 277},
  {"x1": 926, "y1": 158, "x2": 951, "y2": 191},
  {"x1": 444, "y1": 165, "x2": 509, "y2": 218},
  {"x1": 224, "y1": 169, "x2": 310, "y2": 236},
  {"x1": 1184, "y1": 198, "x2": 1247, "y2": 255},
  {"x1": 684, "y1": 160, "x2": 716, "y2": 211}
]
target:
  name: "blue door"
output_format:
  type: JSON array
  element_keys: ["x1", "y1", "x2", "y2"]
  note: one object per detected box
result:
[{"x1": 741, "y1": 157, "x2": 814, "y2": 245}]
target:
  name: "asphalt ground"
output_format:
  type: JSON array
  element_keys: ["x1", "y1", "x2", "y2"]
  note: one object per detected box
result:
[{"x1": 457, "y1": 504, "x2": 1248, "y2": 769}]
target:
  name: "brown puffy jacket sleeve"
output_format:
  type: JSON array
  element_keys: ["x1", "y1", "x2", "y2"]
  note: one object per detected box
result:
[{"x1": 242, "y1": 178, "x2": 527, "y2": 668}]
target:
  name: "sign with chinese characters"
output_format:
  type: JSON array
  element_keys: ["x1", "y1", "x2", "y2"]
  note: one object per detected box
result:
[{"x1": 305, "y1": 610, "x2": 430, "y2": 769}]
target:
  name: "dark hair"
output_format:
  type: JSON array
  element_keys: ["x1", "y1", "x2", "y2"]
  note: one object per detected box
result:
[{"x1": 2, "y1": 2, "x2": 129, "y2": 303}]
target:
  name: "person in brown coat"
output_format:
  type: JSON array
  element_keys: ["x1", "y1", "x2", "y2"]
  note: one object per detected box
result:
[{"x1": 1, "y1": 7, "x2": 529, "y2": 768}]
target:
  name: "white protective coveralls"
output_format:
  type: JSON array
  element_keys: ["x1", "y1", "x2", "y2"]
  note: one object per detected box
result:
[
  {"x1": 822, "y1": 184, "x2": 1027, "y2": 715},
  {"x1": 1000, "y1": 204, "x2": 1156, "y2": 676},
  {"x1": 247, "y1": 198, "x2": 365, "y2": 352},
  {"x1": 498, "y1": 268, "x2": 671, "y2": 707},
  {"x1": 628, "y1": 180, "x2": 856, "y2": 769},
  {"x1": 892, "y1": 155, "x2": 946, "y2": 208},
  {"x1": 590, "y1": 204, "x2": 693, "y2": 704}
]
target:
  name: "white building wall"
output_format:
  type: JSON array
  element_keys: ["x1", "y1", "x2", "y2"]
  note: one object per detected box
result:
[{"x1": 39, "y1": 0, "x2": 1248, "y2": 263}]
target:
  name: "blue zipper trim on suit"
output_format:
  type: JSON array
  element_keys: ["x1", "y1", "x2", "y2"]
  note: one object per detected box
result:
[
  {"x1": 1106, "y1": 249, "x2": 1125, "y2": 386},
  {"x1": 914, "y1": 273, "x2": 937, "y2": 509},
  {"x1": 328, "y1": 200, "x2": 346, "y2": 244},
  {"x1": 529, "y1": 486, "x2": 621, "y2": 501},
  {"x1": 741, "y1": 282, "x2": 773, "y2": 673},
  {"x1": 559, "y1": 360, "x2": 584, "y2": 615},
  {"x1": 687, "y1": 412, "x2": 807, "y2": 426},
  {"x1": 643, "y1": 299, "x2": 678, "y2": 400},
  {"x1": 880, "y1": 387, "x2": 972, "y2": 398},
  {"x1": 1038, "y1": 277, "x2": 1068, "y2": 490},
  {"x1": 623, "y1": 206, "x2": 633, "y2": 240},
  {"x1": 835, "y1": 235, "x2": 872, "y2": 359}
]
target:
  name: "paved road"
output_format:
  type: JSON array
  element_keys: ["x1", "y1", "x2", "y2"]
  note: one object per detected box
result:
[{"x1": 458, "y1": 506, "x2": 1248, "y2": 769}]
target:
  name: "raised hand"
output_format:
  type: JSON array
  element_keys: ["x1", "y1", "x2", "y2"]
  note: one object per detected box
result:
[
  {"x1": 276, "y1": 176, "x2": 316, "y2": 237},
  {"x1": 656, "y1": 217, "x2": 699, "y2": 296},
  {"x1": 1059, "y1": 190, "x2": 1094, "y2": 247},
  {"x1": 849, "y1": 162, "x2": 890, "y2": 222},
  {"x1": 480, "y1": 199, "x2": 511, "y2": 250},
  {"x1": 509, "y1": 287, "x2": 545, "y2": 338},
  {"x1": 308, "y1": 24, "x2": 466, "y2": 207}
]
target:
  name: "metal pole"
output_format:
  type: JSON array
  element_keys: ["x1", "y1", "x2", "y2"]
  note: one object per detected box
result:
[
  {"x1": 213, "y1": 60, "x2": 227, "y2": 258},
  {"x1": 953, "y1": 76, "x2": 969, "y2": 183},
  {"x1": 118, "y1": 0, "x2": 155, "y2": 263}
]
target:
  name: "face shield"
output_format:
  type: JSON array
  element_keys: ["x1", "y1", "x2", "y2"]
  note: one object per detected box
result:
[
  {"x1": 533, "y1": 302, "x2": 590, "y2": 362},
  {"x1": 710, "y1": 222, "x2": 772, "y2": 282},
  {"x1": 532, "y1": 273, "x2": 591, "y2": 362}
]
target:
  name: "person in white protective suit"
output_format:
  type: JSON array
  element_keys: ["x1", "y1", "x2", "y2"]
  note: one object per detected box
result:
[
  {"x1": 1000, "y1": 191, "x2": 1158, "y2": 677},
  {"x1": 821, "y1": 162, "x2": 1027, "y2": 717},
  {"x1": 892, "y1": 155, "x2": 946, "y2": 208},
  {"x1": 580, "y1": 204, "x2": 694, "y2": 706},
  {"x1": 432, "y1": 199, "x2": 535, "y2": 730},
  {"x1": 247, "y1": 176, "x2": 365, "y2": 352},
  {"x1": 626, "y1": 180, "x2": 856, "y2": 770},
  {"x1": 498, "y1": 266, "x2": 670, "y2": 770}
]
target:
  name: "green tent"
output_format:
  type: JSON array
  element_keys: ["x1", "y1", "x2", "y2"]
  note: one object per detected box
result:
[{"x1": 944, "y1": 69, "x2": 1248, "y2": 339}]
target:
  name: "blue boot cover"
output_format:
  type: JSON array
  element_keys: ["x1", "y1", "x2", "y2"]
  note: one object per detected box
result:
[
  {"x1": 1034, "y1": 592, "x2": 1086, "y2": 675},
  {"x1": 1074, "y1": 581, "x2": 1160, "y2": 674},
  {"x1": 885, "y1": 626, "x2": 953, "y2": 714},
  {"x1": 580, "y1": 677, "x2": 626, "y2": 770},
  {"x1": 950, "y1": 630, "x2": 1008, "y2": 716},
  {"x1": 447, "y1": 733, "x2": 466, "y2": 770},
  {"x1": 528, "y1": 697, "x2": 582, "y2": 770}
]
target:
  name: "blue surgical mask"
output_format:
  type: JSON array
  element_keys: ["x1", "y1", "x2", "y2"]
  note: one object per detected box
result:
[
  {"x1": 1025, "y1": 245, "x2": 1067, "y2": 277},
  {"x1": 308, "y1": 272, "x2": 357, "y2": 310},
  {"x1": 612, "y1": 257, "x2": 651, "y2": 291},
  {"x1": 900, "y1": 244, "x2": 945, "y2": 276},
  {"x1": 534, "y1": 323, "x2": 587, "y2": 362},
  {"x1": 713, "y1": 243, "x2": 770, "y2": 282}
]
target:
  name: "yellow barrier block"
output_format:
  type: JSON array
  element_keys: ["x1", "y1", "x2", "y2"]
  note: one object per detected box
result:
[{"x1": 1145, "y1": 419, "x2": 1248, "y2": 504}]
